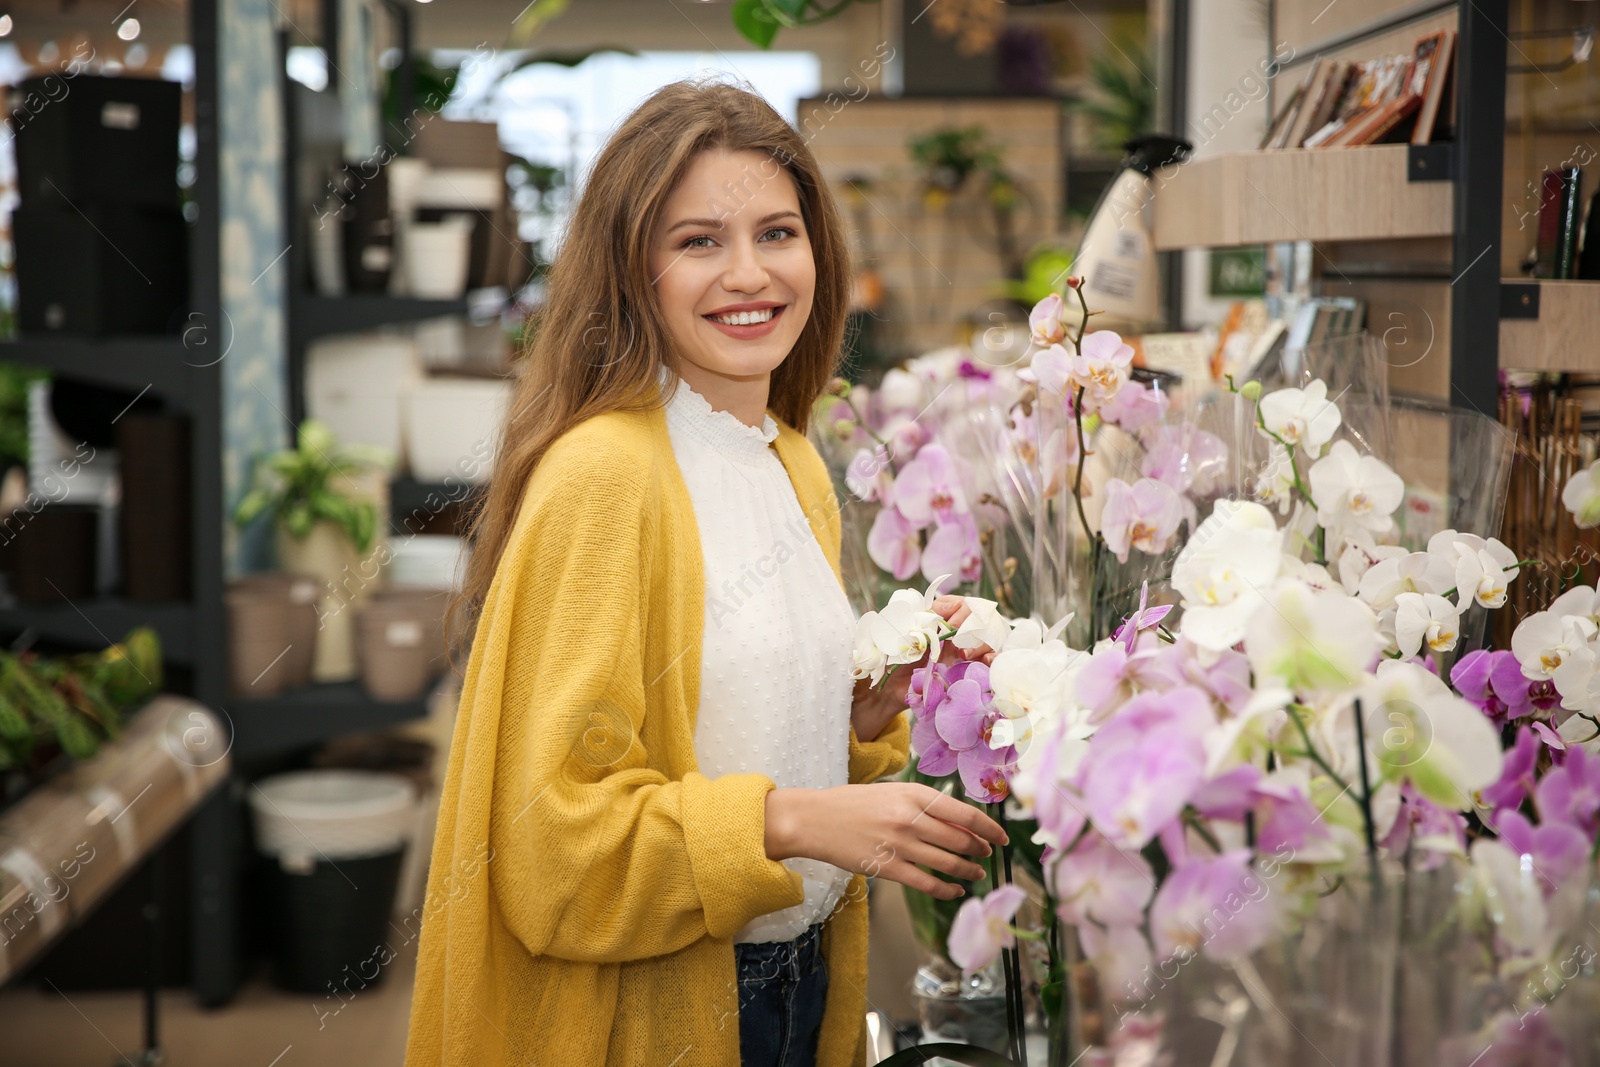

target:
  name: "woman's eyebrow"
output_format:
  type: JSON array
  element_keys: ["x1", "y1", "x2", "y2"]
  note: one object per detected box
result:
[{"x1": 665, "y1": 210, "x2": 802, "y2": 233}]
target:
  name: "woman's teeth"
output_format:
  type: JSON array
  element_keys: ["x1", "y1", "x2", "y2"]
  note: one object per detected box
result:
[{"x1": 709, "y1": 308, "x2": 776, "y2": 326}]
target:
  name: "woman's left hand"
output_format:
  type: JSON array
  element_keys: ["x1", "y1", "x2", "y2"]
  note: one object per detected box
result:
[{"x1": 851, "y1": 594, "x2": 998, "y2": 743}]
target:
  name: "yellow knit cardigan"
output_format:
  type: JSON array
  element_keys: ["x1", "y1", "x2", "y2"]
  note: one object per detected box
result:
[{"x1": 404, "y1": 401, "x2": 912, "y2": 1066}]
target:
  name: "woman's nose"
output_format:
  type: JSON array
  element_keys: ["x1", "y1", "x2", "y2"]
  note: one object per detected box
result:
[{"x1": 721, "y1": 236, "x2": 770, "y2": 293}]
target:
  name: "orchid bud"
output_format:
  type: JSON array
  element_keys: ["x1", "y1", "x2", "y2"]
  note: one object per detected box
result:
[{"x1": 1240, "y1": 380, "x2": 1262, "y2": 401}]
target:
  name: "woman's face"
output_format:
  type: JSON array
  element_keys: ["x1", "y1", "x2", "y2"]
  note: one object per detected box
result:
[{"x1": 648, "y1": 147, "x2": 816, "y2": 391}]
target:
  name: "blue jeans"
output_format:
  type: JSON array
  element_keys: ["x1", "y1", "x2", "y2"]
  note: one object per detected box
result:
[{"x1": 735, "y1": 921, "x2": 829, "y2": 1067}]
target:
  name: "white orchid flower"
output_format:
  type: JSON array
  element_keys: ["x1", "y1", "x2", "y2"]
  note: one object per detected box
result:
[
  {"x1": 1359, "y1": 660, "x2": 1503, "y2": 810},
  {"x1": 1307, "y1": 440, "x2": 1405, "y2": 539},
  {"x1": 1172, "y1": 500, "x2": 1285, "y2": 652},
  {"x1": 851, "y1": 573, "x2": 955, "y2": 682},
  {"x1": 1356, "y1": 551, "x2": 1456, "y2": 611},
  {"x1": 1562, "y1": 460, "x2": 1600, "y2": 528},
  {"x1": 1549, "y1": 585, "x2": 1600, "y2": 632},
  {"x1": 1427, "y1": 530, "x2": 1519, "y2": 609},
  {"x1": 950, "y1": 596, "x2": 1010, "y2": 655},
  {"x1": 1511, "y1": 610, "x2": 1598, "y2": 694},
  {"x1": 1254, "y1": 442, "x2": 1299, "y2": 515},
  {"x1": 1393, "y1": 592, "x2": 1461, "y2": 657},
  {"x1": 1337, "y1": 531, "x2": 1406, "y2": 595},
  {"x1": 1245, "y1": 578, "x2": 1382, "y2": 694},
  {"x1": 1258, "y1": 379, "x2": 1343, "y2": 457}
]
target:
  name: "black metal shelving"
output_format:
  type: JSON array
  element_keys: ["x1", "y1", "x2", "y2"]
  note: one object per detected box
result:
[
  {"x1": 293, "y1": 293, "x2": 468, "y2": 341},
  {"x1": 227, "y1": 680, "x2": 436, "y2": 760},
  {"x1": 0, "y1": 336, "x2": 200, "y2": 406},
  {"x1": 0, "y1": 598, "x2": 197, "y2": 664}
]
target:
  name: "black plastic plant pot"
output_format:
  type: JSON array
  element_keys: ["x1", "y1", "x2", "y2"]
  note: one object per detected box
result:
[{"x1": 263, "y1": 847, "x2": 406, "y2": 995}]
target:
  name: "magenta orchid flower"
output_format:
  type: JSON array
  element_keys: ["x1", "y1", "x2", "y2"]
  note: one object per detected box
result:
[
  {"x1": 1451, "y1": 649, "x2": 1535, "y2": 723},
  {"x1": 948, "y1": 883, "x2": 1028, "y2": 974},
  {"x1": 1101, "y1": 477, "x2": 1185, "y2": 564},
  {"x1": 1535, "y1": 746, "x2": 1600, "y2": 834},
  {"x1": 866, "y1": 506, "x2": 920, "y2": 580},
  {"x1": 1482, "y1": 726, "x2": 1538, "y2": 814}
]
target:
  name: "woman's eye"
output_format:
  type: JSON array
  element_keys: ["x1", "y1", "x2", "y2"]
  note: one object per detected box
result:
[
  {"x1": 760, "y1": 226, "x2": 797, "y2": 242},
  {"x1": 683, "y1": 235, "x2": 715, "y2": 249}
]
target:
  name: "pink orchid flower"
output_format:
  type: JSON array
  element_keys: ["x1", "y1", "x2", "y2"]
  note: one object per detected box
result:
[
  {"x1": 893, "y1": 443, "x2": 969, "y2": 529},
  {"x1": 866, "y1": 506, "x2": 920, "y2": 580},
  {"x1": 1028, "y1": 293, "x2": 1068, "y2": 347},
  {"x1": 1101, "y1": 477, "x2": 1185, "y2": 564},
  {"x1": 922, "y1": 513, "x2": 982, "y2": 585},
  {"x1": 1069, "y1": 330, "x2": 1135, "y2": 409},
  {"x1": 948, "y1": 883, "x2": 1028, "y2": 975}
]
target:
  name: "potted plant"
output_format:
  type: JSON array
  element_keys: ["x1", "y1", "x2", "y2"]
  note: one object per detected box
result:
[{"x1": 233, "y1": 421, "x2": 392, "y2": 683}]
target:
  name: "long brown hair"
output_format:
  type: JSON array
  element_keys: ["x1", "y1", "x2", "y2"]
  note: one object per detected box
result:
[{"x1": 446, "y1": 79, "x2": 853, "y2": 668}]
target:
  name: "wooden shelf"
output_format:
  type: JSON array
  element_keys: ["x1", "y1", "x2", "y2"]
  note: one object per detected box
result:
[
  {"x1": 227, "y1": 680, "x2": 435, "y2": 758},
  {"x1": 0, "y1": 335, "x2": 199, "y2": 404},
  {"x1": 1151, "y1": 144, "x2": 1455, "y2": 250},
  {"x1": 0, "y1": 598, "x2": 195, "y2": 663},
  {"x1": 1500, "y1": 280, "x2": 1600, "y2": 373}
]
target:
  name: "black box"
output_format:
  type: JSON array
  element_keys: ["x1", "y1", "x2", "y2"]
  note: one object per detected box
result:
[
  {"x1": 12, "y1": 74, "x2": 181, "y2": 209},
  {"x1": 14, "y1": 204, "x2": 189, "y2": 336}
]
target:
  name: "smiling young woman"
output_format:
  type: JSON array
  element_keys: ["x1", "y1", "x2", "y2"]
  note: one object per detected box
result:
[{"x1": 405, "y1": 80, "x2": 1007, "y2": 1067}]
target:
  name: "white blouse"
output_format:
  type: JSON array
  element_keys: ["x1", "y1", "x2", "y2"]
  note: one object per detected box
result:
[{"x1": 657, "y1": 366, "x2": 858, "y2": 944}]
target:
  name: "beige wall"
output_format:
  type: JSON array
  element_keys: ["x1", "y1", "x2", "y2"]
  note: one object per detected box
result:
[{"x1": 803, "y1": 97, "x2": 1064, "y2": 360}]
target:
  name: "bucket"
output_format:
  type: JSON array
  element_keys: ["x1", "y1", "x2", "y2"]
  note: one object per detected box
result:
[{"x1": 249, "y1": 770, "x2": 417, "y2": 994}]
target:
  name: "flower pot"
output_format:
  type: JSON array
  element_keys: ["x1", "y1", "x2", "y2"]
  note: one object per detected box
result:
[
  {"x1": 354, "y1": 596, "x2": 436, "y2": 701},
  {"x1": 368, "y1": 583, "x2": 449, "y2": 671},
  {"x1": 229, "y1": 572, "x2": 320, "y2": 690},
  {"x1": 225, "y1": 583, "x2": 295, "y2": 698},
  {"x1": 277, "y1": 522, "x2": 364, "y2": 683},
  {"x1": 402, "y1": 217, "x2": 472, "y2": 299}
]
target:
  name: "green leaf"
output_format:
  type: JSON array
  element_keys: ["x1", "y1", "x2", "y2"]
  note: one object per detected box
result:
[
  {"x1": 1041, "y1": 976, "x2": 1063, "y2": 1019},
  {"x1": 876, "y1": 1044, "x2": 1022, "y2": 1067},
  {"x1": 233, "y1": 488, "x2": 273, "y2": 527},
  {"x1": 732, "y1": 0, "x2": 781, "y2": 48}
]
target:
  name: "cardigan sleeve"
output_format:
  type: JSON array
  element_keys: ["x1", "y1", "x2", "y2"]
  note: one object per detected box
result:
[
  {"x1": 471, "y1": 429, "x2": 805, "y2": 965},
  {"x1": 848, "y1": 711, "x2": 911, "y2": 784}
]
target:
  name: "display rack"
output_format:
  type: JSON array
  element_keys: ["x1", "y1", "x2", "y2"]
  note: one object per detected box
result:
[{"x1": 1157, "y1": 0, "x2": 1509, "y2": 413}]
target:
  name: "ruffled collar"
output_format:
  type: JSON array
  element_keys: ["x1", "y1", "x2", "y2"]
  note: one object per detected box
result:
[{"x1": 658, "y1": 365, "x2": 780, "y2": 464}]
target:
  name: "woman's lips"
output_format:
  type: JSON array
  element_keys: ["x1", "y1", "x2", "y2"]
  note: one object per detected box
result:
[{"x1": 703, "y1": 305, "x2": 785, "y2": 339}]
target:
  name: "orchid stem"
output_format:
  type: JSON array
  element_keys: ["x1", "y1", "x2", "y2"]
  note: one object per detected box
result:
[
  {"x1": 1350, "y1": 697, "x2": 1382, "y2": 888},
  {"x1": 1285, "y1": 704, "x2": 1354, "y2": 799}
]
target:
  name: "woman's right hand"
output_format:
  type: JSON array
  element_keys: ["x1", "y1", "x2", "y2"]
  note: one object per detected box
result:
[{"x1": 765, "y1": 783, "x2": 1010, "y2": 901}]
